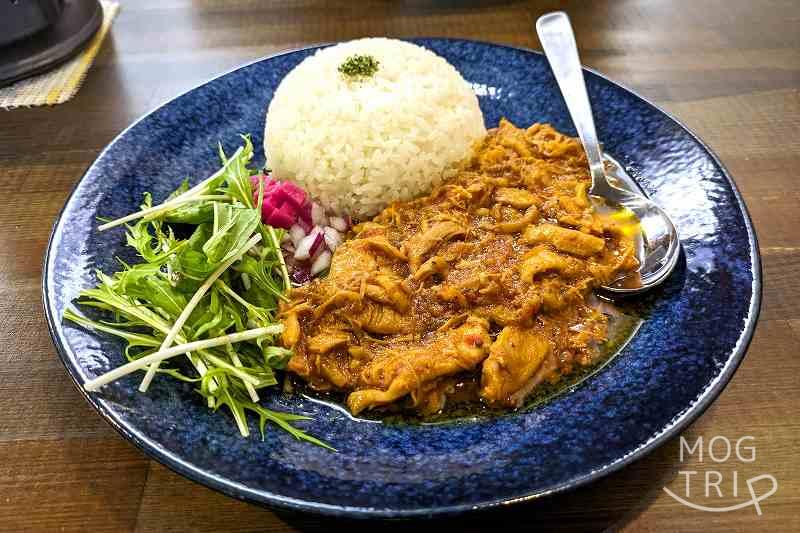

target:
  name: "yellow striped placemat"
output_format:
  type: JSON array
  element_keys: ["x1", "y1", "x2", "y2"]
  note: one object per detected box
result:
[{"x1": 0, "y1": 1, "x2": 120, "y2": 109}]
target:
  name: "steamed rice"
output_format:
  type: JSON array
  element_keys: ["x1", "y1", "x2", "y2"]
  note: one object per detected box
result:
[{"x1": 264, "y1": 38, "x2": 486, "y2": 218}]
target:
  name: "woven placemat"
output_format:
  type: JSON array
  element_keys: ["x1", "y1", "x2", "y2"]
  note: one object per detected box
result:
[{"x1": 0, "y1": 1, "x2": 120, "y2": 109}]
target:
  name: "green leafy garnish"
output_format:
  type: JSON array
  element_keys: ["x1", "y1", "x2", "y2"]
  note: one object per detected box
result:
[
  {"x1": 338, "y1": 54, "x2": 380, "y2": 80},
  {"x1": 66, "y1": 137, "x2": 332, "y2": 450},
  {"x1": 203, "y1": 203, "x2": 260, "y2": 264}
]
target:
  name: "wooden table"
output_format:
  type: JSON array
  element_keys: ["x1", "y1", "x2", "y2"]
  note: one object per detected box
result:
[{"x1": 1, "y1": 1, "x2": 798, "y2": 530}]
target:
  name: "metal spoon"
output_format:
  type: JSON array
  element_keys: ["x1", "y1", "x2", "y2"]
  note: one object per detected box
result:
[{"x1": 536, "y1": 11, "x2": 680, "y2": 294}]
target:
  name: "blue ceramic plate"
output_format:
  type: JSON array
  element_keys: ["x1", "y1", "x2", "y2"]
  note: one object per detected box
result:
[{"x1": 44, "y1": 39, "x2": 761, "y2": 518}]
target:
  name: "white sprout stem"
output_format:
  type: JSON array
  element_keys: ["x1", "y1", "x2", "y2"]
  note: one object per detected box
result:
[
  {"x1": 83, "y1": 325, "x2": 282, "y2": 392},
  {"x1": 184, "y1": 355, "x2": 216, "y2": 408},
  {"x1": 267, "y1": 226, "x2": 291, "y2": 292},
  {"x1": 224, "y1": 389, "x2": 250, "y2": 437},
  {"x1": 205, "y1": 350, "x2": 261, "y2": 391},
  {"x1": 97, "y1": 146, "x2": 244, "y2": 231},
  {"x1": 231, "y1": 351, "x2": 260, "y2": 402},
  {"x1": 213, "y1": 283, "x2": 261, "y2": 401},
  {"x1": 138, "y1": 233, "x2": 263, "y2": 392},
  {"x1": 193, "y1": 350, "x2": 218, "y2": 396},
  {"x1": 77, "y1": 295, "x2": 218, "y2": 396},
  {"x1": 215, "y1": 279, "x2": 252, "y2": 308},
  {"x1": 98, "y1": 194, "x2": 232, "y2": 231}
]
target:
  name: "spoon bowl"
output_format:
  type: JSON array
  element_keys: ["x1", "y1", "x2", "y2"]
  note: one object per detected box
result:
[{"x1": 536, "y1": 11, "x2": 680, "y2": 294}]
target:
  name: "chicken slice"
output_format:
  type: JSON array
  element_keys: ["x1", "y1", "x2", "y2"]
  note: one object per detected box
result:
[
  {"x1": 403, "y1": 221, "x2": 466, "y2": 271},
  {"x1": 280, "y1": 302, "x2": 311, "y2": 348},
  {"x1": 495, "y1": 187, "x2": 538, "y2": 209},
  {"x1": 519, "y1": 245, "x2": 585, "y2": 283},
  {"x1": 364, "y1": 274, "x2": 410, "y2": 312},
  {"x1": 480, "y1": 326, "x2": 551, "y2": 407},
  {"x1": 500, "y1": 136, "x2": 533, "y2": 158},
  {"x1": 490, "y1": 205, "x2": 539, "y2": 233},
  {"x1": 282, "y1": 312, "x2": 301, "y2": 348},
  {"x1": 307, "y1": 330, "x2": 351, "y2": 354},
  {"x1": 347, "y1": 317, "x2": 490, "y2": 414},
  {"x1": 314, "y1": 289, "x2": 361, "y2": 319},
  {"x1": 356, "y1": 302, "x2": 413, "y2": 335},
  {"x1": 412, "y1": 255, "x2": 450, "y2": 282},
  {"x1": 522, "y1": 223, "x2": 605, "y2": 257},
  {"x1": 411, "y1": 378, "x2": 458, "y2": 415},
  {"x1": 361, "y1": 236, "x2": 406, "y2": 261},
  {"x1": 318, "y1": 357, "x2": 350, "y2": 388},
  {"x1": 327, "y1": 240, "x2": 377, "y2": 283}
]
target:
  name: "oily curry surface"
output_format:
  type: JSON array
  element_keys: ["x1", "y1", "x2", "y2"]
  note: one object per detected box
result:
[{"x1": 280, "y1": 121, "x2": 639, "y2": 416}]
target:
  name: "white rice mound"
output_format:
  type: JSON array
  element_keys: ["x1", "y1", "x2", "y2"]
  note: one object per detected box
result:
[{"x1": 264, "y1": 38, "x2": 486, "y2": 218}]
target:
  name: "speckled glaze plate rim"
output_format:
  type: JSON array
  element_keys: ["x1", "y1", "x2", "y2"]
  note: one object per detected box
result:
[{"x1": 43, "y1": 38, "x2": 762, "y2": 518}]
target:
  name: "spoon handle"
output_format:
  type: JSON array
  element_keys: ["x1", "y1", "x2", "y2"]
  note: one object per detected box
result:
[{"x1": 536, "y1": 12, "x2": 610, "y2": 193}]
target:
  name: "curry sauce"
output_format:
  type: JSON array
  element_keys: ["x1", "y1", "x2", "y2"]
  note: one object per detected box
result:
[{"x1": 280, "y1": 120, "x2": 639, "y2": 416}]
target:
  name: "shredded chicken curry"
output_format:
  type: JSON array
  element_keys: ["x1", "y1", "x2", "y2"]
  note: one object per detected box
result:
[{"x1": 280, "y1": 120, "x2": 639, "y2": 416}]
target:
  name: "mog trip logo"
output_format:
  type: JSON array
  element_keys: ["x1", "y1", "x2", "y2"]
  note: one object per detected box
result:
[{"x1": 663, "y1": 435, "x2": 778, "y2": 514}]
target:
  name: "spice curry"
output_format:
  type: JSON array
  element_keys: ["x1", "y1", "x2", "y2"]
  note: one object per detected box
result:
[{"x1": 280, "y1": 120, "x2": 639, "y2": 416}]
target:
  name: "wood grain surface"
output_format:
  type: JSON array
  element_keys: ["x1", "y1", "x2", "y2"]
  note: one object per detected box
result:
[{"x1": 1, "y1": 1, "x2": 798, "y2": 531}]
